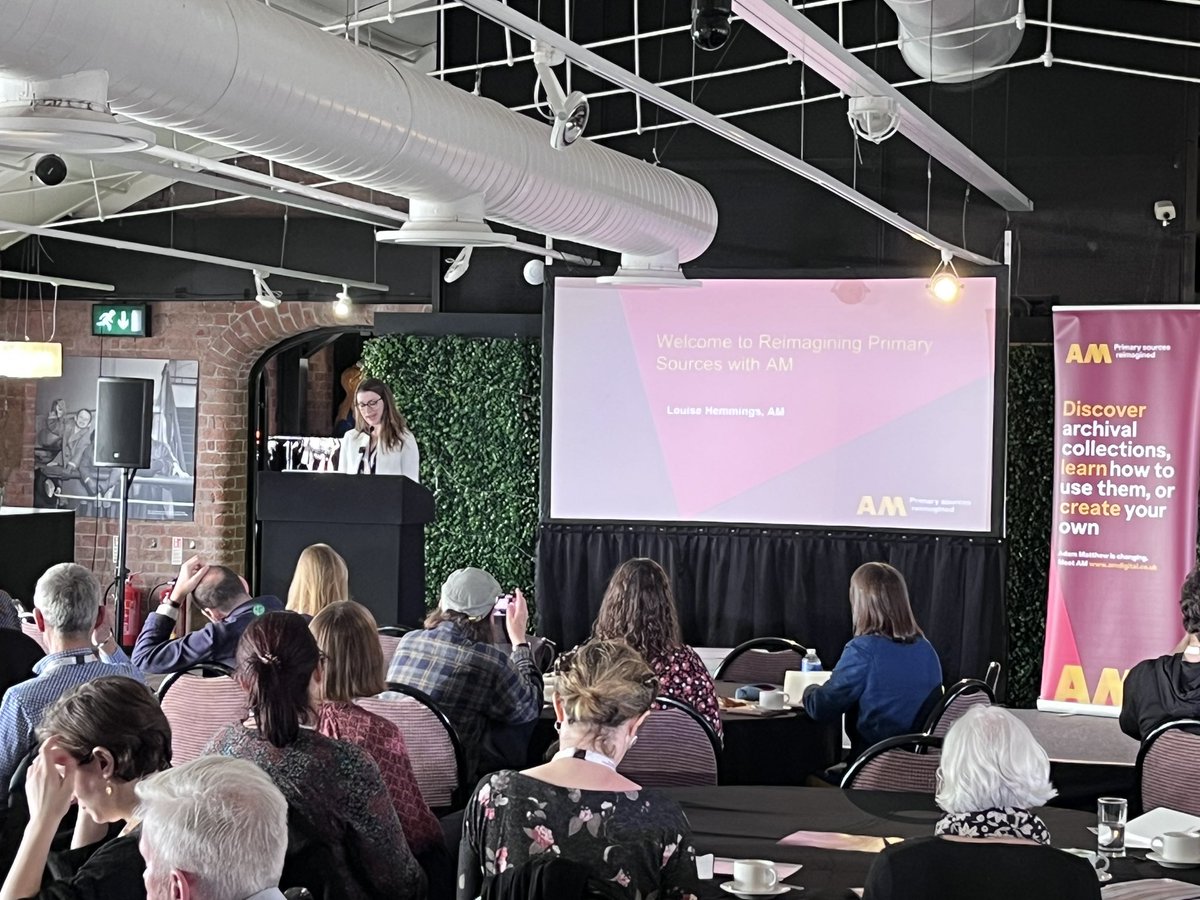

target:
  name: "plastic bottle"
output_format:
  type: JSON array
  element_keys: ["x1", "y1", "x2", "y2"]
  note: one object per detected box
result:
[{"x1": 801, "y1": 648, "x2": 823, "y2": 672}]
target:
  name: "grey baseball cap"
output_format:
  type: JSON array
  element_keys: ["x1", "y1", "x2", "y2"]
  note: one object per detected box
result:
[{"x1": 439, "y1": 567, "x2": 501, "y2": 619}]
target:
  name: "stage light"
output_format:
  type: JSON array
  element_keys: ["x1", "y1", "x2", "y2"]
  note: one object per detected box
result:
[
  {"x1": 253, "y1": 270, "x2": 281, "y2": 309},
  {"x1": 927, "y1": 250, "x2": 963, "y2": 303},
  {"x1": 332, "y1": 285, "x2": 352, "y2": 318},
  {"x1": 532, "y1": 41, "x2": 589, "y2": 149}
]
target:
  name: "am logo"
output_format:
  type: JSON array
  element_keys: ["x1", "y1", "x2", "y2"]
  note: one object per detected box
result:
[
  {"x1": 856, "y1": 496, "x2": 907, "y2": 516},
  {"x1": 1065, "y1": 343, "x2": 1112, "y2": 364}
]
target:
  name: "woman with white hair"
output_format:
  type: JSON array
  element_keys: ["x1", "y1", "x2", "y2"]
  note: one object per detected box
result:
[{"x1": 863, "y1": 706, "x2": 1100, "y2": 900}]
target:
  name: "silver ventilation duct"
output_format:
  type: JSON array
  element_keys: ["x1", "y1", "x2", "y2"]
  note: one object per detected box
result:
[{"x1": 884, "y1": 0, "x2": 1025, "y2": 84}]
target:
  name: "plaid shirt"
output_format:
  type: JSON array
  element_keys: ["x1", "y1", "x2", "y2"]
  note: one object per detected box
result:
[
  {"x1": 0, "y1": 644, "x2": 145, "y2": 785},
  {"x1": 386, "y1": 621, "x2": 542, "y2": 779}
]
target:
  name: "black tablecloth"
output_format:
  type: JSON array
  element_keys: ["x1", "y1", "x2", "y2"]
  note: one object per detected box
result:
[
  {"x1": 529, "y1": 689, "x2": 841, "y2": 785},
  {"x1": 666, "y1": 786, "x2": 1200, "y2": 898}
]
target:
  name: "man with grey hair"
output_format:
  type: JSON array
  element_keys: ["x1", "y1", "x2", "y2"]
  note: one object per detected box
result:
[
  {"x1": 0, "y1": 562, "x2": 144, "y2": 785},
  {"x1": 138, "y1": 756, "x2": 289, "y2": 900}
]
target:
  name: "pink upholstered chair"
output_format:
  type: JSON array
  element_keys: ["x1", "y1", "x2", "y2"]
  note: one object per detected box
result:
[
  {"x1": 617, "y1": 696, "x2": 721, "y2": 787},
  {"x1": 156, "y1": 664, "x2": 248, "y2": 765},
  {"x1": 841, "y1": 733, "x2": 943, "y2": 793},
  {"x1": 922, "y1": 678, "x2": 995, "y2": 738},
  {"x1": 714, "y1": 638, "x2": 806, "y2": 685},
  {"x1": 1136, "y1": 719, "x2": 1200, "y2": 816}
]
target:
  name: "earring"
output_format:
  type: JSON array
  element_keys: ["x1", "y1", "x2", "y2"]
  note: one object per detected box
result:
[
  {"x1": 629, "y1": 735, "x2": 638, "y2": 746},
  {"x1": 554, "y1": 721, "x2": 562, "y2": 734},
  {"x1": 105, "y1": 782, "x2": 113, "y2": 796}
]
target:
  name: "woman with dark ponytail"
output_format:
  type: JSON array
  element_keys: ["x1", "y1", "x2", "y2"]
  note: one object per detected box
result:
[{"x1": 205, "y1": 612, "x2": 425, "y2": 900}]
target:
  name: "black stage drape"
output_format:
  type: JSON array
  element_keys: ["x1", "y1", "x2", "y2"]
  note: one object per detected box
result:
[{"x1": 536, "y1": 524, "x2": 1008, "y2": 692}]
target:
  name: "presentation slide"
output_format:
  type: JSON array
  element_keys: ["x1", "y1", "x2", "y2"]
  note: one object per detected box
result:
[{"x1": 547, "y1": 276, "x2": 1002, "y2": 532}]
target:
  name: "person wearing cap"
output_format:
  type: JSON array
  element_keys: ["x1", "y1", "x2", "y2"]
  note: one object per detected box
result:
[{"x1": 386, "y1": 568, "x2": 543, "y2": 781}]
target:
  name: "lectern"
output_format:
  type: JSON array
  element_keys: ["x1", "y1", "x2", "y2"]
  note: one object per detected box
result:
[{"x1": 256, "y1": 471, "x2": 435, "y2": 628}]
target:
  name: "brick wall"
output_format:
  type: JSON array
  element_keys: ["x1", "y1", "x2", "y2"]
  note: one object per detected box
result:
[
  {"x1": 305, "y1": 344, "x2": 335, "y2": 436},
  {"x1": 0, "y1": 299, "x2": 425, "y2": 597}
]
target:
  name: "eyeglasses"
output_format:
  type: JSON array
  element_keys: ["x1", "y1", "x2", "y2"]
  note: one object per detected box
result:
[{"x1": 356, "y1": 398, "x2": 383, "y2": 411}]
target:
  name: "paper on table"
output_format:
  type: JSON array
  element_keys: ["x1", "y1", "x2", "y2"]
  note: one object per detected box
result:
[
  {"x1": 1126, "y1": 808, "x2": 1200, "y2": 849},
  {"x1": 1101, "y1": 878, "x2": 1200, "y2": 900},
  {"x1": 713, "y1": 858, "x2": 803, "y2": 881},
  {"x1": 777, "y1": 830, "x2": 903, "y2": 853}
]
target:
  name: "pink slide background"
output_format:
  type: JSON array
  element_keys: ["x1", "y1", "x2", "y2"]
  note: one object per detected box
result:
[{"x1": 549, "y1": 277, "x2": 998, "y2": 531}]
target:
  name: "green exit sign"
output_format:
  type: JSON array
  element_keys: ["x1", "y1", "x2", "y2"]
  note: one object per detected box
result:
[{"x1": 92, "y1": 303, "x2": 151, "y2": 337}]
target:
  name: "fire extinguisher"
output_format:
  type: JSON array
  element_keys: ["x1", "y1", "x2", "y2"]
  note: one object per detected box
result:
[{"x1": 122, "y1": 573, "x2": 145, "y2": 646}]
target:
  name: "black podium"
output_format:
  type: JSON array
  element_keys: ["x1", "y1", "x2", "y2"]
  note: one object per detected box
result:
[{"x1": 256, "y1": 471, "x2": 435, "y2": 628}]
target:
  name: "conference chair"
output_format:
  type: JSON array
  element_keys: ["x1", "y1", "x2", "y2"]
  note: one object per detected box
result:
[
  {"x1": 714, "y1": 638, "x2": 807, "y2": 685},
  {"x1": 922, "y1": 678, "x2": 995, "y2": 738},
  {"x1": 984, "y1": 660, "x2": 1002, "y2": 695},
  {"x1": 377, "y1": 625, "x2": 410, "y2": 672},
  {"x1": 841, "y1": 733, "x2": 944, "y2": 793},
  {"x1": 1134, "y1": 718, "x2": 1200, "y2": 816},
  {"x1": 617, "y1": 696, "x2": 721, "y2": 788},
  {"x1": 357, "y1": 682, "x2": 467, "y2": 812},
  {"x1": 156, "y1": 663, "x2": 248, "y2": 765}
]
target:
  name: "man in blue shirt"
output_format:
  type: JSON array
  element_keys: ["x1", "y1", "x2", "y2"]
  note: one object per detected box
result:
[
  {"x1": 0, "y1": 563, "x2": 144, "y2": 786},
  {"x1": 132, "y1": 556, "x2": 283, "y2": 674}
]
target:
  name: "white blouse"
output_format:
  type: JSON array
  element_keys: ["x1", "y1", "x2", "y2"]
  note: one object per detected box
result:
[{"x1": 337, "y1": 428, "x2": 420, "y2": 482}]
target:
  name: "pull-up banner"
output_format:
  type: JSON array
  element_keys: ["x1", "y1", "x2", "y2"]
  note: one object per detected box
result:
[{"x1": 1039, "y1": 306, "x2": 1200, "y2": 715}]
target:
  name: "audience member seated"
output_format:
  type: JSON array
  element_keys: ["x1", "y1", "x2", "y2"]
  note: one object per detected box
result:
[
  {"x1": 136, "y1": 755, "x2": 290, "y2": 900},
  {"x1": 309, "y1": 602, "x2": 447, "y2": 876},
  {"x1": 387, "y1": 568, "x2": 542, "y2": 781},
  {"x1": 132, "y1": 556, "x2": 283, "y2": 674},
  {"x1": 863, "y1": 706, "x2": 1099, "y2": 900},
  {"x1": 286, "y1": 544, "x2": 349, "y2": 618},
  {"x1": 205, "y1": 611, "x2": 425, "y2": 900},
  {"x1": 1120, "y1": 565, "x2": 1200, "y2": 741},
  {"x1": 0, "y1": 564, "x2": 143, "y2": 786},
  {"x1": 459, "y1": 640, "x2": 700, "y2": 900},
  {"x1": 0, "y1": 588, "x2": 22, "y2": 631},
  {"x1": 0, "y1": 676, "x2": 170, "y2": 900},
  {"x1": 592, "y1": 558, "x2": 722, "y2": 739},
  {"x1": 803, "y1": 562, "x2": 942, "y2": 758}
]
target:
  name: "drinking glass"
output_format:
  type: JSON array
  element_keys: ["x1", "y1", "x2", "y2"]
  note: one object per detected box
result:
[{"x1": 1097, "y1": 796, "x2": 1127, "y2": 856}]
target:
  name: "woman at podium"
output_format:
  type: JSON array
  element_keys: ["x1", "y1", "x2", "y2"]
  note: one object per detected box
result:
[{"x1": 337, "y1": 377, "x2": 420, "y2": 482}]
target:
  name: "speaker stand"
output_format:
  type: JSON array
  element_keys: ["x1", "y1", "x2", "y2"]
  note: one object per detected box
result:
[{"x1": 113, "y1": 467, "x2": 138, "y2": 648}]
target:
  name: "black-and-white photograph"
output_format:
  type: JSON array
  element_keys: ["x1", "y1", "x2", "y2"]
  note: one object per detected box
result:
[{"x1": 32, "y1": 358, "x2": 198, "y2": 521}]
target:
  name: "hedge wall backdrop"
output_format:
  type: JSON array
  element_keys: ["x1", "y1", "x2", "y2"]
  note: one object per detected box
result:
[
  {"x1": 364, "y1": 332, "x2": 1058, "y2": 705},
  {"x1": 361, "y1": 334, "x2": 541, "y2": 611}
]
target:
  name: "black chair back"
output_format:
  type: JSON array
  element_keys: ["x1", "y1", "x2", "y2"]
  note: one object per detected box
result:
[
  {"x1": 1134, "y1": 718, "x2": 1200, "y2": 816},
  {"x1": 714, "y1": 637, "x2": 806, "y2": 684},
  {"x1": 922, "y1": 678, "x2": 994, "y2": 738},
  {"x1": 841, "y1": 733, "x2": 944, "y2": 793}
]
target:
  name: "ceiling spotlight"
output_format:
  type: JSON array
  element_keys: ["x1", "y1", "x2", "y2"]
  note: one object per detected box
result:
[
  {"x1": 532, "y1": 41, "x2": 590, "y2": 150},
  {"x1": 34, "y1": 154, "x2": 67, "y2": 186},
  {"x1": 252, "y1": 270, "x2": 281, "y2": 309},
  {"x1": 847, "y1": 96, "x2": 900, "y2": 144},
  {"x1": 444, "y1": 246, "x2": 473, "y2": 283},
  {"x1": 692, "y1": 0, "x2": 732, "y2": 51},
  {"x1": 332, "y1": 285, "x2": 352, "y2": 318},
  {"x1": 927, "y1": 250, "x2": 964, "y2": 303}
]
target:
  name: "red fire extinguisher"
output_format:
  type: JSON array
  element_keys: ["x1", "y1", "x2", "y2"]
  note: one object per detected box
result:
[{"x1": 122, "y1": 573, "x2": 144, "y2": 646}]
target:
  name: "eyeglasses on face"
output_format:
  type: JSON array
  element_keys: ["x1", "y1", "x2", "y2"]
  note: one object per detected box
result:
[{"x1": 356, "y1": 398, "x2": 383, "y2": 411}]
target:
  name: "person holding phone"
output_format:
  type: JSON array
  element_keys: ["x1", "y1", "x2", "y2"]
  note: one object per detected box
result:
[{"x1": 337, "y1": 377, "x2": 419, "y2": 481}]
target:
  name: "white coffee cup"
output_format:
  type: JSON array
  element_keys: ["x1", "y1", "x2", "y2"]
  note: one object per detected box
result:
[
  {"x1": 758, "y1": 689, "x2": 791, "y2": 711},
  {"x1": 731, "y1": 859, "x2": 777, "y2": 892},
  {"x1": 1152, "y1": 831, "x2": 1200, "y2": 864},
  {"x1": 783, "y1": 670, "x2": 831, "y2": 702}
]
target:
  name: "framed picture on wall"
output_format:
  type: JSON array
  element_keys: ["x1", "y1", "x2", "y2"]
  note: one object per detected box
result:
[{"x1": 32, "y1": 357, "x2": 199, "y2": 522}]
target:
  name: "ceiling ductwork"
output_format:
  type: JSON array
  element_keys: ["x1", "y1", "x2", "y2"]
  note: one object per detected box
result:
[
  {"x1": 0, "y1": 0, "x2": 717, "y2": 263},
  {"x1": 884, "y1": 0, "x2": 1025, "y2": 84}
]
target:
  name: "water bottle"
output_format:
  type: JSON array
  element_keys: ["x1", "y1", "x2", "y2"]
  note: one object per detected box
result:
[{"x1": 801, "y1": 648, "x2": 822, "y2": 672}]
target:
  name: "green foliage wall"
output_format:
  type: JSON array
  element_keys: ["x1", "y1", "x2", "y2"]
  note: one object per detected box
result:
[
  {"x1": 1004, "y1": 345, "x2": 1056, "y2": 707},
  {"x1": 361, "y1": 334, "x2": 541, "y2": 610}
]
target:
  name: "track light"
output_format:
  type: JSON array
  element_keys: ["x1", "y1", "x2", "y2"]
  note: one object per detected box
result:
[
  {"x1": 332, "y1": 285, "x2": 352, "y2": 318},
  {"x1": 532, "y1": 41, "x2": 589, "y2": 150},
  {"x1": 927, "y1": 250, "x2": 963, "y2": 303},
  {"x1": 253, "y1": 270, "x2": 281, "y2": 309},
  {"x1": 444, "y1": 246, "x2": 473, "y2": 283},
  {"x1": 692, "y1": 0, "x2": 732, "y2": 51}
]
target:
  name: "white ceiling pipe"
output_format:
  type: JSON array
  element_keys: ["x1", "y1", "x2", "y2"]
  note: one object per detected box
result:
[
  {"x1": 885, "y1": 0, "x2": 1025, "y2": 83},
  {"x1": 0, "y1": 0, "x2": 716, "y2": 262}
]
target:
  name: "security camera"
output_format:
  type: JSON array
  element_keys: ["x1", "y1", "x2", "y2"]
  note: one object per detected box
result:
[
  {"x1": 692, "y1": 0, "x2": 732, "y2": 51},
  {"x1": 34, "y1": 155, "x2": 67, "y2": 186},
  {"x1": 1154, "y1": 200, "x2": 1176, "y2": 226}
]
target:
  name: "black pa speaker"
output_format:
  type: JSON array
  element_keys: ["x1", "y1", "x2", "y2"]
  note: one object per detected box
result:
[{"x1": 94, "y1": 377, "x2": 154, "y2": 469}]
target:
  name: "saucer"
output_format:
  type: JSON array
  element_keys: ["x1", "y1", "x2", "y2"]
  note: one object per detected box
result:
[
  {"x1": 1147, "y1": 851, "x2": 1200, "y2": 869},
  {"x1": 719, "y1": 882, "x2": 794, "y2": 898}
]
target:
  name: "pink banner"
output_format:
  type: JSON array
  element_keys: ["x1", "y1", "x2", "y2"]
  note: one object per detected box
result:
[{"x1": 1040, "y1": 307, "x2": 1200, "y2": 710}]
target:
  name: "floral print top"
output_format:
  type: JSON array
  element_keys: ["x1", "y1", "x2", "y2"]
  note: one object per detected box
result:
[
  {"x1": 647, "y1": 645, "x2": 723, "y2": 740},
  {"x1": 459, "y1": 770, "x2": 700, "y2": 900}
]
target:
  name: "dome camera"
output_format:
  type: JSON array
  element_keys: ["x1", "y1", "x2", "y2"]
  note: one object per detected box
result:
[
  {"x1": 692, "y1": 0, "x2": 732, "y2": 51},
  {"x1": 34, "y1": 154, "x2": 68, "y2": 186}
]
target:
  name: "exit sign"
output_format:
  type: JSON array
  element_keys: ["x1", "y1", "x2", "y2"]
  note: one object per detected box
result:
[{"x1": 92, "y1": 303, "x2": 151, "y2": 337}]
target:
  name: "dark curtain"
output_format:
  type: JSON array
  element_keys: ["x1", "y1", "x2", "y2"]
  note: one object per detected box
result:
[{"x1": 536, "y1": 524, "x2": 1008, "y2": 691}]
